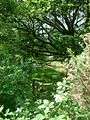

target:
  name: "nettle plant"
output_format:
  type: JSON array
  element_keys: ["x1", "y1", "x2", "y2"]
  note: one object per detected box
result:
[
  {"x1": 0, "y1": 79, "x2": 90, "y2": 120},
  {"x1": 32, "y1": 80, "x2": 70, "y2": 120},
  {"x1": 0, "y1": 80, "x2": 70, "y2": 120}
]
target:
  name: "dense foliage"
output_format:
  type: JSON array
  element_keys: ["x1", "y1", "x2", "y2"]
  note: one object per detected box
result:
[{"x1": 0, "y1": 0, "x2": 90, "y2": 120}]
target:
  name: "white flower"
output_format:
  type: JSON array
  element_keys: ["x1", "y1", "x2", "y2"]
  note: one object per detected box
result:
[
  {"x1": 16, "y1": 107, "x2": 22, "y2": 113},
  {"x1": 54, "y1": 94, "x2": 64, "y2": 103},
  {"x1": 0, "y1": 105, "x2": 4, "y2": 112}
]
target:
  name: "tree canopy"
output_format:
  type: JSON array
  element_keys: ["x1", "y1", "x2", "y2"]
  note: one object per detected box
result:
[{"x1": 0, "y1": 0, "x2": 89, "y2": 61}]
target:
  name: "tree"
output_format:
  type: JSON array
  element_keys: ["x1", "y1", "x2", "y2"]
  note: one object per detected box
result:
[{"x1": 0, "y1": 0, "x2": 89, "y2": 61}]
